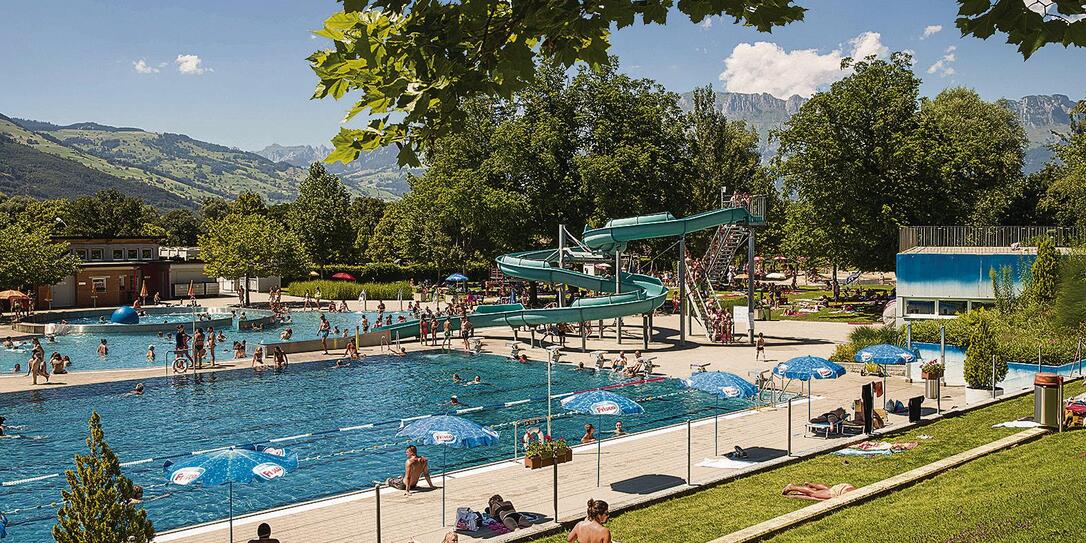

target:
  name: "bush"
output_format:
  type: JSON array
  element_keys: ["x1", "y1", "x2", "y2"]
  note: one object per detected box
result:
[
  {"x1": 288, "y1": 261, "x2": 492, "y2": 284},
  {"x1": 284, "y1": 280, "x2": 412, "y2": 301},
  {"x1": 963, "y1": 313, "x2": 1006, "y2": 389},
  {"x1": 829, "y1": 324, "x2": 901, "y2": 363}
]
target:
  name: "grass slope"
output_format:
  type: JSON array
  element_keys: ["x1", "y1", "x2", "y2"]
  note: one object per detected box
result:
[
  {"x1": 531, "y1": 381, "x2": 1084, "y2": 543},
  {"x1": 766, "y1": 423, "x2": 1086, "y2": 542},
  {"x1": 0, "y1": 136, "x2": 191, "y2": 209}
]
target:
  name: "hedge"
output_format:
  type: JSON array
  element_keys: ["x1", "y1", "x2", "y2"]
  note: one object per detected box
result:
[
  {"x1": 294, "y1": 261, "x2": 492, "y2": 284},
  {"x1": 284, "y1": 280, "x2": 412, "y2": 301}
]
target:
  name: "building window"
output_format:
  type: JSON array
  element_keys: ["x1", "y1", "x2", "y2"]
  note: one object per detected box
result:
[
  {"x1": 112, "y1": 249, "x2": 123, "y2": 260},
  {"x1": 970, "y1": 301, "x2": 995, "y2": 312},
  {"x1": 905, "y1": 299, "x2": 935, "y2": 315},
  {"x1": 75, "y1": 249, "x2": 88, "y2": 260},
  {"x1": 119, "y1": 275, "x2": 126, "y2": 290},
  {"x1": 141, "y1": 248, "x2": 153, "y2": 260},
  {"x1": 91, "y1": 278, "x2": 107, "y2": 293},
  {"x1": 938, "y1": 300, "x2": 968, "y2": 316},
  {"x1": 127, "y1": 249, "x2": 138, "y2": 260},
  {"x1": 90, "y1": 249, "x2": 103, "y2": 261}
]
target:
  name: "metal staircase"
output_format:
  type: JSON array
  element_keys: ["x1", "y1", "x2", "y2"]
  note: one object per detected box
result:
[{"x1": 702, "y1": 224, "x2": 748, "y2": 286}]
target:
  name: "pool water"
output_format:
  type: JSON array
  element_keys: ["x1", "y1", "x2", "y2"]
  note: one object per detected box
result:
[
  {"x1": 63, "y1": 311, "x2": 218, "y2": 325},
  {"x1": 0, "y1": 352, "x2": 746, "y2": 541},
  {"x1": 0, "y1": 310, "x2": 399, "y2": 374}
]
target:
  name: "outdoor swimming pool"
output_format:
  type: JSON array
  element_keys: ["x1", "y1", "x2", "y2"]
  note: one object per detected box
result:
[
  {"x1": 0, "y1": 309, "x2": 399, "y2": 374},
  {"x1": 62, "y1": 311, "x2": 215, "y2": 325},
  {"x1": 0, "y1": 352, "x2": 745, "y2": 541}
]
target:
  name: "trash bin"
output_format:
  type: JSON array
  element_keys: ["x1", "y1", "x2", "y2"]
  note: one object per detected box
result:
[
  {"x1": 1034, "y1": 373, "x2": 1063, "y2": 428},
  {"x1": 925, "y1": 378, "x2": 940, "y2": 400}
]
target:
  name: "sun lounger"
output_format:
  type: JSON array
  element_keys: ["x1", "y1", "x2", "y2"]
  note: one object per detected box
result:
[{"x1": 806, "y1": 408, "x2": 848, "y2": 438}]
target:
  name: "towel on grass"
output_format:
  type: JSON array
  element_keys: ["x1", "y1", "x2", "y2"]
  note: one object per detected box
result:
[
  {"x1": 697, "y1": 457, "x2": 758, "y2": 469},
  {"x1": 992, "y1": 420, "x2": 1042, "y2": 428},
  {"x1": 834, "y1": 441, "x2": 918, "y2": 457}
]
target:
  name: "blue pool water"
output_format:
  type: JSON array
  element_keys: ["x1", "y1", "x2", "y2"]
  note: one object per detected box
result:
[
  {"x1": 0, "y1": 352, "x2": 745, "y2": 541},
  {"x1": 63, "y1": 311, "x2": 213, "y2": 325},
  {"x1": 0, "y1": 310, "x2": 398, "y2": 374}
]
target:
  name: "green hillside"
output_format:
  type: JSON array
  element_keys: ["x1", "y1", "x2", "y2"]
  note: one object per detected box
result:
[{"x1": 0, "y1": 135, "x2": 191, "y2": 208}]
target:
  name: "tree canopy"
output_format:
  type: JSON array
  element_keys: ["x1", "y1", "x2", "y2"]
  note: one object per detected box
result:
[
  {"x1": 0, "y1": 222, "x2": 80, "y2": 290},
  {"x1": 289, "y1": 163, "x2": 356, "y2": 272},
  {"x1": 309, "y1": 0, "x2": 1084, "y2": 166},
  {"x1": 199, "y1": 213, "x2": 309, "y2": 303}
]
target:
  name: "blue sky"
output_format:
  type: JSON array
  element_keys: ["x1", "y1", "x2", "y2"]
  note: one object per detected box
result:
[{"x1": 1, "y1": 0, "x2": 1083, "y2": 151}]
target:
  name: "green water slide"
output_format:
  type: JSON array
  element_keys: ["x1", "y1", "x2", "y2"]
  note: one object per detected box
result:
[{"x1": 372, "y1": 206, "x2": 763, "y2": 338}]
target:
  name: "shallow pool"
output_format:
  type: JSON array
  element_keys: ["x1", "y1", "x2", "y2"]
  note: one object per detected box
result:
[
  {"x1": 0, "y1": 352, "x2": 743, "y2": 541},
  {"x1": 0, "y1": 310, "x2": 398, "y2": 374}
]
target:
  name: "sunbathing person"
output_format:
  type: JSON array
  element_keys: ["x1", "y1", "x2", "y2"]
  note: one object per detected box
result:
[
  {"x1": 486, "y1": 494, "x2": 531, "y2": 530},
  {"x1": 782, "y1": 482, "x2": 855, "y2": 500},
  {"x1": 386, "y1": 445, "x2": 435, "y2": 495}
]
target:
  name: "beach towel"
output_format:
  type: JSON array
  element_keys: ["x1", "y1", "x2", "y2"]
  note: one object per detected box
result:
[
  {"x1": 697, "y1": 457, "x2": 757, "y2": 469},
  {"x1": 834, "y1": 441, "x2": 918, "y2": 456},
  {"x1": 992, "y1": 420, "x2": 1041, "y2": 428}
]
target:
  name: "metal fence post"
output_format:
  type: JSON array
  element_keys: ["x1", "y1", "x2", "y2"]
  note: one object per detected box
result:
[
  {"x1": 686, "y1": 419, "x2": 692, "y2": 485},
  {"x1": 991, "y1": 355, "x2": 997, "y2": 398},
  {"x1": 787, "y1": 398, "x2": 793, "y2": 456},
  {"x1": 374, "y1": 482, "x2": 382, "y2": 543}
]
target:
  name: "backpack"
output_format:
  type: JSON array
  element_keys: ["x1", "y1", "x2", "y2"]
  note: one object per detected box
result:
[{"x1": 456, "y1": 507, "x2": 482, "y2": 532}]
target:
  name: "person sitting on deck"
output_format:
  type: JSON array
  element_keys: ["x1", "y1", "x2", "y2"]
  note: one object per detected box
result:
[
  {"x1": 272, "y1": 346, "x2": 289, "y2": 368},
  {"x1": 782, "y1": 482, "x2": 855, "y2": 500},
  {"x1": 246, "y1": 522, "x2": 281, "y2": 543},
  {"x1": 385, "y1": 445, "x2": 435, "y2": 495}
]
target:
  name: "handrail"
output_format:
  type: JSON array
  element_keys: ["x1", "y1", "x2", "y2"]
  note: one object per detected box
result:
[{"x1": 899, "y1": 225, "x2": 1081, "y2": 252}]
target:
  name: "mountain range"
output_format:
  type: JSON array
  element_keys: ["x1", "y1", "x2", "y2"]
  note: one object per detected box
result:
[
  {"x1": 0, "y1": 92, "x2": 1075, "y2": 208},
  {"x1": 677, "y1": 91, "x2": 1077, "y2": 172}
]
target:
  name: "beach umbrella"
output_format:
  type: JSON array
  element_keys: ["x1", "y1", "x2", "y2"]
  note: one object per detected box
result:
[
  {"x1": 0, "y1": 512, "x2": 8, "y2": 539},
  {"x1": 0, "y1": 290, "x2": 28, "y2": 300},
  {"x1": 186, "y1": 280, "x2": 195, "y2": 299},
  {"x1": 330, "y1": 272, "x2": 357, "y2": 281},
  {"x1": 163, "y1": 444, "x2": 297, "y2": 542},
  {"x1": 139, "y1": 279, "x2": 149, "y2": 304},
  {"x1": 397, "y1": 415, "x2": 499, "y2": 526},
  {"x1": 683, "y1": 371, "x2": 757, "y2": 455},
  {"x1": 445, "y1": 273, "x2": 468, "y2": 282},
  {"x1": 855, "y1": 344, "x2": 918, "y2": 365},
  {"x1": 774, "y1": 356, "x2": 846, "y2": 421},
  {"x1": 561, "y1": 390, "x2": 644, "y2": 486}
]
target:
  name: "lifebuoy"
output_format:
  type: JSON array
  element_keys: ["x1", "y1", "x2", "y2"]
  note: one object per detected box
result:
[
  {"x1": 522, "y1": 427, "x2": 545, "y2": 446},
  {"x1": 173, "y1": 359, "x2": 187, "y2": 373}
]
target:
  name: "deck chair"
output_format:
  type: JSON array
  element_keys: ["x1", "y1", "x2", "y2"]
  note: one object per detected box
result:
[{"x1": 806, "y1": 407, "x2": 847, "y2": 438}]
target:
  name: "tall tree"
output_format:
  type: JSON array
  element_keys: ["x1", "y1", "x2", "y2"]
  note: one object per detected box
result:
[
  {"x1": 0, "y1": 222, "x2": 80, "y2": 291},
  {"x1": 53, "y1": 411, "x2": 154, "y2": 543},
  {"x1": 64, "y1": 189, "x2": 157, "y2": 238},
  {"x1": 687, "y1": 85, "x2": 764, "y2": 210},
  {"x1": 230, "y1": 191, "x2": 268, "y2": 217},
  {"x1": 200, "y1": 214, "x2": 308, "y2": 305},
  {"x1": 349, "y1": 196, "x2": 388, "y2": 263},
  {"x1": 289, "y1": 164, "x2": 355, "y2": 273},
  {"x1": 776, "y1": 53, "x2": 922, "y2": 272},
  {"x1": 1026, "y1": 236, "x2": 1061, "y2": 307},
  {"x1": 159, "y1": 209, "x2": 202, "y2": 246},
  {"x1": 1041, "y1": 98, "x2": 1086, "y2": 228}
]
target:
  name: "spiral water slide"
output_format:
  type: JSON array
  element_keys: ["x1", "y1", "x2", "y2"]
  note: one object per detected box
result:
[{"x1": 374, "y1": 206, "x2": 762, "y2": 338}]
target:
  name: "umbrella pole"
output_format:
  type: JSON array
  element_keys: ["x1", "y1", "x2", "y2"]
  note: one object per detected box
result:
[
  {"x1": 714, "y1": 398, "x2": 719, "y2": 456},
  {"x1": 228, "y1": 481, "x2": 233, "y2": 543},
  {"x1": 441, "y1": 447, "x2": 447, "y2": 526},
  {"x1": 596, "y1": 415, "x2": 602, "y2": 487},
  {"x1": 807, "y1": 380, "x2": 811, "y2": 424}
]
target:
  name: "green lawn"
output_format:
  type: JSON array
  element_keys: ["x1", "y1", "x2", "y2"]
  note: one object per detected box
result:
[
  {"x1": 530, "y1": 381, "x2": 1084, "y2": 543},
  {"x1": 765, "y1": 424, "x2": 1086, "y2": 543}
]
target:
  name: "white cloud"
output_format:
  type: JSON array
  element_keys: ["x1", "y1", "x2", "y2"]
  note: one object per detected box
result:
[
  {"x1": 927, "y1": 45, "x2": 957, "y2": 76},
  {"x1": 718, "y1": 32, "x2": 889, "y2": 98},
  {"x1": 175, "y1": 54, "x2": 208, "y2": 75},
  {"x1": 132, "y1": 59, "x2": 159, "y2": 74},
  {"x1": 699, "y1": 16, "x2": 713, "y2": 29},
  {"x1": 921, "y1": 24, "x2": 943, "y2": 39}
]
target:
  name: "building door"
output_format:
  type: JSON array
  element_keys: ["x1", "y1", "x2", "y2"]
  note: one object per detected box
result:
[{"x1": 50, "y1": 276, "x2": 76, "y2": 308}]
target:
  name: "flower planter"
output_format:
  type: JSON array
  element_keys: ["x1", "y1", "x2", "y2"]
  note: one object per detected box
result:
[
  {"x1": 965, "y1": 386, "x2": 1003, "y2": 405},
  {"x1": 524, "y1": 449, "x2": 572, "y2": 470}
]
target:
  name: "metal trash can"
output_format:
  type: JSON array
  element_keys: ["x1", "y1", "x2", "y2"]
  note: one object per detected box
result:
[
  {"x1": 925, "y1": 378, "x2": 940, "y2": 400},
  {"x1": 1034, "y1": 373, "x2": 1063, "y2": 428}
]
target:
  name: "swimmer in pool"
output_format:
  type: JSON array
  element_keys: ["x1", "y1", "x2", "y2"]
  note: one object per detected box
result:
[
  {"x1": 146, "y1": 345, "x2": 156, "y2": 361},
  {"x1": 0, "y1": 416, "x2": 6, "y2": 436},
  {"x1": 517, "y1": 354, "x2": 528, "y2": 364},
  {"x1": 2, "y1": 339, "x2": 12, "y2": 349},
  {"x1": 450, "y1": 395, "x2": 464, "y2": 406},
  {"x1": 389, "y1": 345, "x2": 407, "y2": 357},
  {"x1": 97, "y1": 339, "x2": 108, "y2": 356},
  {"x1": 125, "y1": 383, "x2": 145, "y2": 396},
  {"x1": 452, "y1": 373, "x2": 463, "y2": 384},
  {"x1": 466, "y1": 376, "x2": 482, "y2": 385}
]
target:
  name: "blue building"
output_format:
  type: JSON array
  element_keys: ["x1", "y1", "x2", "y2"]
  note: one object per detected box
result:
[{"x1": 894, "y1": 226, "x2": 1077, "y2": 322}]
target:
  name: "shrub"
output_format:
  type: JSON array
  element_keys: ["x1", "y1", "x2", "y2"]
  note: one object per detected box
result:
[
  {"x1": 963, "y1": 313, "x2": 1006, "y2": 389},
  {"x1": 284, "y1": 280, "x2": 412, "y2": 301},
  {"x1": 289, "y1": 261, "x2": 492, "y2": 284},
  {"x1": 830, "y1": 324, "x2": 901, "y2": 363}
]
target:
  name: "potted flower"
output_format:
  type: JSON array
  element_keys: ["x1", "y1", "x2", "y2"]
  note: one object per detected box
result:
[
  {"x1": 523, "y1": 435, "x2": 572, "y2": 469},
  {"x1": 920, "y1": 359, "x2": 944, "y2": 399}
]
